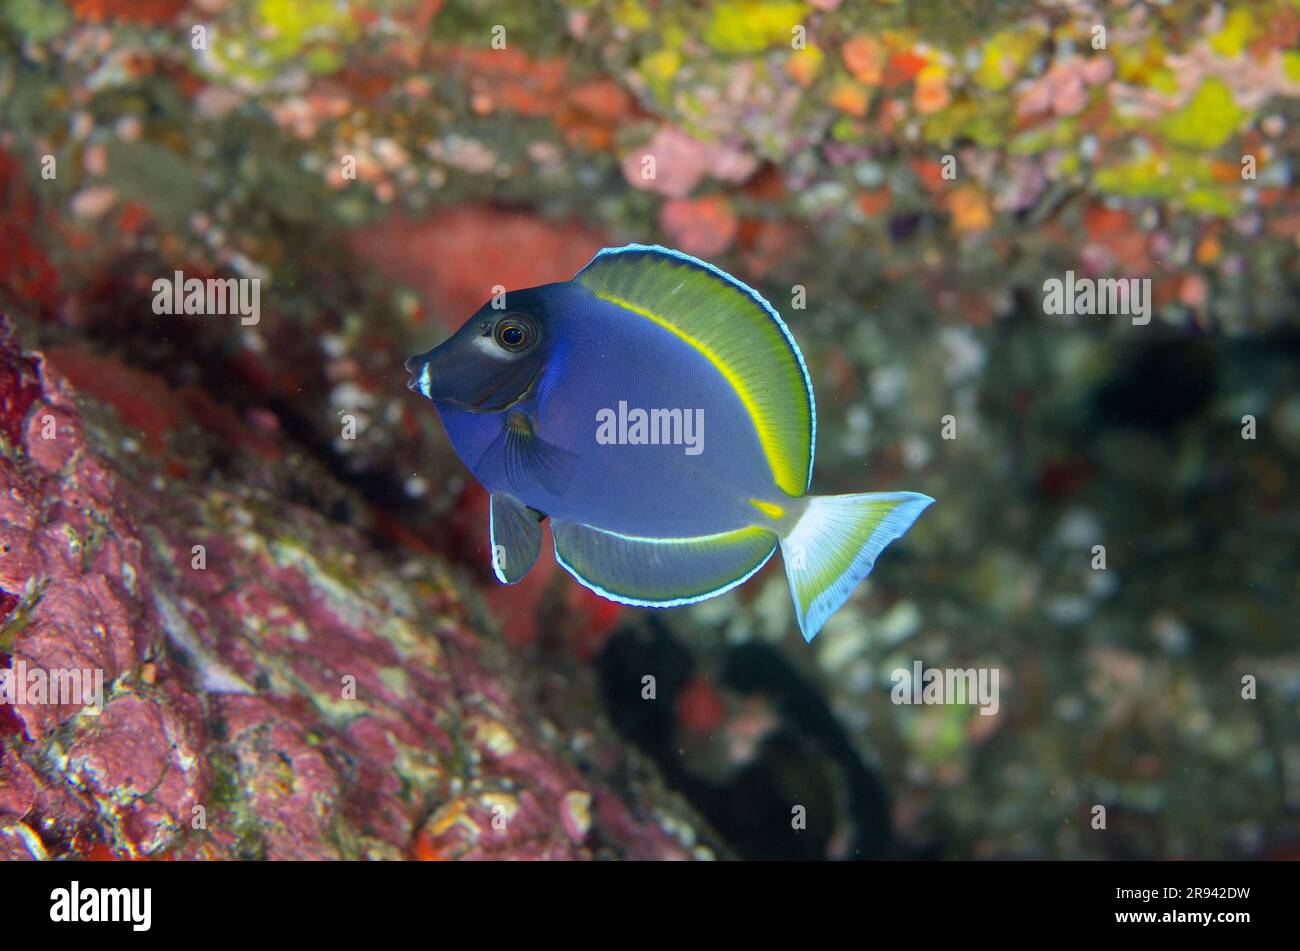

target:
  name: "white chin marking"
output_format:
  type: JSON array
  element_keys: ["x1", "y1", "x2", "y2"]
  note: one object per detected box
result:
[{"x1": 419, "y1": 362, "x2": 433, "y2": 398}]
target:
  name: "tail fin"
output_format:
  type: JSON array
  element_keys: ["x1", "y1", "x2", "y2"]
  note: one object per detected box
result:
[{"x1": 779, "y1": 492, "x2": 933, "y2": 642}]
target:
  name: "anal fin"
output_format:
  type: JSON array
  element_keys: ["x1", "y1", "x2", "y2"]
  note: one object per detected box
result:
[{"x1": 552, "y1": 519, "x2": 778, "y2": 607}]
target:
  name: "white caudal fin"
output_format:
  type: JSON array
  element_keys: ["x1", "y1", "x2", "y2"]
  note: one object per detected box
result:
[{"x1": 778, "y1": 492, "x2": 934, "y2": 642}]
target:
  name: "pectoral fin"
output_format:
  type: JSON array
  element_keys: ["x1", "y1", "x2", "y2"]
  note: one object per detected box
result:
[
  {"x1": 479, "y1": 412, "x2": 579, "y2": 496},
  {"x1": 489, "y1": 492, "x2": 545, "y2": 584}
]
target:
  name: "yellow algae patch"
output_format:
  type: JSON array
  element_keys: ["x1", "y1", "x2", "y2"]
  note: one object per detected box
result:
[
  {"x1": 976, "y1": 28, "x2": 1044, "y2": 92},
  {"x1": 428, "y1": 797, "x2": 480, "y2": 838},
  {"x1": 1162, "y1": 78, "x2": 1247, "y2": 150},
  {"x1": 481, "y1": 792, "x2": 520, "y2": 830},
  {"x1": 1284, "y1": 51, "x2": 1300, "y2": 83},
  {"x1": 1209, "y1": 8, "x2": 1258, "y2": 59},
  {"x1": 469, "y1": 716, "x2": 518, "y2": 757},
  {"x1": 705, "y1": 2, "x2": 807, "y2": 55},
  {"x1": 561, "y1": 790, "x2": 593, "y2": 841},
  {"x1": 378, "y1": 667, "x2": 409, "y2": 699}
]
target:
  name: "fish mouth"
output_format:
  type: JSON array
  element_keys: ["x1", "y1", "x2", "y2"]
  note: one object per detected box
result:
[
  {"x1": 403, "y1": 350, "x2": 542, "y2": 410},
  {"x1": 404, "y1": 354, "x2": 426, "y2": 393}
]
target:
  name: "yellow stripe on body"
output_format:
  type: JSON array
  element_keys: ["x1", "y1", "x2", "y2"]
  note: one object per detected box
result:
[
  {"x1": 750, "y1": 498, "x2": 785, "y2": 520},
  {"x1": 592, "y1": 290, "x2": 803, "y2": 496}
]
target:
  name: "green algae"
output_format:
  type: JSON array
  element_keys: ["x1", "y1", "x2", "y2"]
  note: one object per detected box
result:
[{"x1": 1162, "y1": 78, "x2": 1249, "y2": 151}]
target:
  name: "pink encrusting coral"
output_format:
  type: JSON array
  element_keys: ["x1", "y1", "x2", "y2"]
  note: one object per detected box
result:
[{"x1": 0, "y1": 318, "x2": 713, "y2": 860}]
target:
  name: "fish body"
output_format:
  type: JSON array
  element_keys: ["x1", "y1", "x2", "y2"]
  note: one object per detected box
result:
[
  {"x1": 406, "y1": 245, "x2": 932, "y2": 640},
  {"x1": 434, "y1": 281, "x2": 778, "y2": 537}
]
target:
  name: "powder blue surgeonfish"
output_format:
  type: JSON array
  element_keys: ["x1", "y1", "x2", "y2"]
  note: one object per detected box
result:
[{"x1": 405, "y1": 245, "x2": 933, "y2": 642}]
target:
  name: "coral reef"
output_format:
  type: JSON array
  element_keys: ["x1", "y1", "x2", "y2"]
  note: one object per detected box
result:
[{"x1": 0, "y1": 319, "x2": 712, "y2": 859}]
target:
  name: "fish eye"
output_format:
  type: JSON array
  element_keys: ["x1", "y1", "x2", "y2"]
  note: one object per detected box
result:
[{"x1": 493, "y1": 315, "x2": 535, "y2": 352}]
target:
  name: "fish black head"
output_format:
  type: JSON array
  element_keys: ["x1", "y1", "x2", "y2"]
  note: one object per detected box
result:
[{"x1": 405, "y1": 286, "x2": 556, "y2": 414}]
